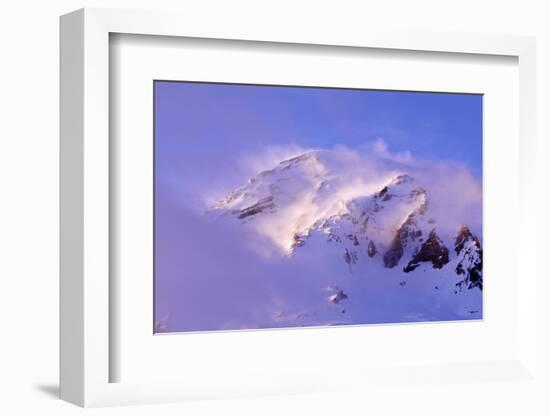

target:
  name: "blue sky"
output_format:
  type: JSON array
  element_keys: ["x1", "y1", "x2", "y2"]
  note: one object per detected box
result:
[{"x1": 154, "y1": 81, "x2": 483, "y2": 192}]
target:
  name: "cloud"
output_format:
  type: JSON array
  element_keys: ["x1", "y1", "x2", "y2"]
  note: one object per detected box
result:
[
  {"x1": 163, "y1": 138, "x2": 482, "y2": 255},
  {"x1": 370, "y1": 137, "x2": 414, "y2": 164},
  {"x1": 205, "y1": 139, "x2": 482, "y2": 252},
  {"x1": 411, "y1": 161, "x2": 482, "y2": 237},
  {"x1": 155, "y1": 139, "x2": 483, "y2": 332}
]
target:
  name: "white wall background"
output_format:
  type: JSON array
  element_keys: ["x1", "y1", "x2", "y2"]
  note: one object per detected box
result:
[{"x1": 0, "y1": 1, "x2": 548, "y2": 415}]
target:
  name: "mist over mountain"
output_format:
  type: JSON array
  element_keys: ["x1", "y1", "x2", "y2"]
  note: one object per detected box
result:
[{"x1": 155, "y1": 145, "x2": 482, "y2": 332}]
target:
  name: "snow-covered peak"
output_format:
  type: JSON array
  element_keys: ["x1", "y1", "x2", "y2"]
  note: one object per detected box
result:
[
  {"x1": 211, "y1": 150, "x2": 414, "y2": 253},
  {"x1": 212, "y1": 150, "x2": 326, "y2": 211}
]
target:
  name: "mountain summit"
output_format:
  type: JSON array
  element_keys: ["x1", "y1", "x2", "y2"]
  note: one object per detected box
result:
[{"x1": 210, "y1": 150, "x2": 482, "y2": 325}]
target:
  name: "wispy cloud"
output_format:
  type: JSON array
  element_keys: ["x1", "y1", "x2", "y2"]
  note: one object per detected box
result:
[
  {"x1": 156, "y1": 139, "x2": 483, "y2": 332},
  {"x1": 203, "y1": 139, "x2": 481, "y2": 254}
]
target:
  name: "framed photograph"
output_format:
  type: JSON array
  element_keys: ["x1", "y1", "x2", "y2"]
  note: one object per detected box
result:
[
  {"x1": 60, "y1": 8, "x2": 538, "y2": 407},
  {"x1": 153, "y1": 81, "x2": 484, "y2": 333}
]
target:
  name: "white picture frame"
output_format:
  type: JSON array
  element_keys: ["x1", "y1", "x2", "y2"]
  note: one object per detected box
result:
[{"x1": 60, "y1": 7, "x2": 538, "y2": 407}]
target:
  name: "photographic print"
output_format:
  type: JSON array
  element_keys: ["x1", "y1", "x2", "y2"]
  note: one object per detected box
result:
[{"x1": 154, "y1": 81, "x2": 483, "y2": 333}]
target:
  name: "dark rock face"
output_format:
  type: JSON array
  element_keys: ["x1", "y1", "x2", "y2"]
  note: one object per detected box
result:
[
  {"x1": 392, "y1": 174, "x2": 413, "y2": 186},
  {"x1": 383, "y1": 214, "x2": 422, "y2": 268},
  {"x1": 328, "y1": 288, "x2": 348, "y2": 304},
  {"x1": 344, "y1": 249, "x2": 358, "y2": 265},
  {"x1": 290, "y1": 233, "x2": 306, "y2": 249},
  {"x1": 410, "y1": 188, "x2": 428, "y2": 214},
  {"x1": 403, "y1": 230, "x2": 450, "y2": 272},
  {"x1": 237, "y1": 196, "x2": 275, "y2": 219},
  {"x1": 360, "y1": 216, "x2": 369, "y2": 234},
  {"x1": 454, "y1": 225, "x2": 483, "y2": 290},
  {"x1": 279, "y1": 152, "x2": 320, "y2": 168},
  {"x1": 455, "y1": 224, "x2": 481, "y2": 254},
  {"x1": 378, "y1": 186, "x2": 393, "y2": 201},
  {"x1": 327, "y1": 233, "x2": 342, "y2": 243},
  {"x1": 346, "y1": 234, "x2": 360, "y2": 246},
  {"x1": 380, "y1": 181, "x2": 428, "y2": 269},
  {"x1": 383, "y1": 235, "x2": 404, "y2": 268},
  {"x1": 367, "y1": 240, "x2": 377, "y2": 257}
]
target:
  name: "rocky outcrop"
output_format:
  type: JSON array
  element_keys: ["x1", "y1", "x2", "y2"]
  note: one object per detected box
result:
[
  {"x1": 279, "y1": 152, "x2": 320, "y2": 169},
  {"x1": 327, "y1": 287, "x2": 348, "y2": 304},
  {"x1": 454, "y1": 225, "x2": 483, "y2": 290},
  {"x1": 403, "y1": 230, "x2": 450, "y2": 272},
  {"x1": 290, "y1": 233, "x2": 307, "y2": 249},
  {"x1": 392, "y1": 174, "x2": 414, "y2": 186},
  {"x1": 410, "y1": 187, "x2": 428, "y2": 214},
  {"x1": 455, "y1": 224, "x2": 481, "y2": 254},
  {"x1": 383, "y1": 214, "x2": 423, "y2": 268},
  {"x1": 236, "y1": 196, "x2": 275, "y2": 219},
  {"x1": 383, "y1": 234, "x2": 404, "y2": 268},
  {"x1": 360, "y1": 216, "x2": 369, "y2": 234},
  {"x1": 344, "y1": 248, "x2": 358, "y2": 265},
  {"x1": 380, "y1": 181, "x2": 428, "y2": 269},
  {"x1": 367, "y1": 240, "x2": 377, "y2": 257},
  {"x1": 378, "y1": 186, "x2": 392, "y2": 201},
  {"x1": 346, "y1": 234, "x2": 360, "y2": 246}
]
